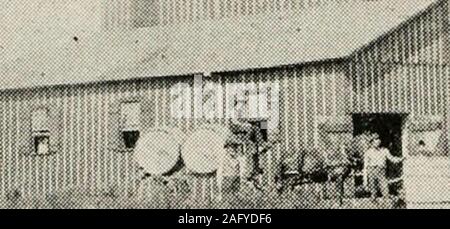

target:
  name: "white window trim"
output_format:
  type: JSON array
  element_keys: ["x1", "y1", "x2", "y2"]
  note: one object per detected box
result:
[
  {"x1": 31, "y1": 108, "x2": 50, "y2": 133},
  {"x1": 120, "y1": 101, "x2": 141, "y2": 132},
  {"x1": 28, "y1": 107, "x2": 53, "y2": 155}
]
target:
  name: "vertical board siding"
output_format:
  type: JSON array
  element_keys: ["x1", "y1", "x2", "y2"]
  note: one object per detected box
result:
[
  {"x1": 107, "y1": 0, "x2": 370, "y2": 29},
  {"x1": 351, "y1": 62, "x2": 446, "y2": 116},
  {"x1": 0, "y1": 96, "x2": 4, "y2": 197},
  {"x1": 223, "y1": 63, "x2": 348, "y2": 159},
  {"x1": 0, "y1": 61, "x2": 447, "y2": 200},
  {"x1": 0, "y1": 62, "x2": 340, "y2": 198},
  {"x1": 356, "y1": 0, "x2": 446, "y2": 65}
]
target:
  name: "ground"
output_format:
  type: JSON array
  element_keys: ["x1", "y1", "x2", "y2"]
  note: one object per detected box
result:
[{"x1": 0, "y1": 158, "x2": 448, "y2": 209}]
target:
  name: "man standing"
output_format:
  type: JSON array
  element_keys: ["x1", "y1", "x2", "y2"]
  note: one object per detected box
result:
[{"x1": 365, "y1": 133, "x2": 404, "y2": 202}]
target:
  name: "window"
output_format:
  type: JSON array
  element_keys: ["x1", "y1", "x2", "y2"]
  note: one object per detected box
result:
[
  {"x1": 31, "y1": 108, "x2": 50, "y2": 155},
  {"x1": 120, "y1": 102, "x2": 141, "y2": 149}
]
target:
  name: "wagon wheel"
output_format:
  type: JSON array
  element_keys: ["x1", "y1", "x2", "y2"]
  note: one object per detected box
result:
[
  {"x1": 133, "y1": 127, "x2": 187, "y2": 204},
  {"x1": 134, "y1": 127, "x2": 184, "y2": 176},
  {"x1": 181, "y1": 125, "x2": 230, "y2": 205},
  {"x1": 181, "y1": 125, "x2": 230, "y2": 174}
]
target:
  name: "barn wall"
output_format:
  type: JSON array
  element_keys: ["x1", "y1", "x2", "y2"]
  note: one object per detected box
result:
[
  {"x1": 0, "y1": 78, "x2": 183, "y2": 198},
  {"x1": 0, "y1": 57, "x2": 446, "y2": 198},
  {"x1": 0, "y1": 61, "x2": 347, "y2": 198},
  {"x1": 216, "y1": 62, "x2": 350, "y2": 166},
  {"x1": 351, "y1": 0, "x2": 449, "y2": 155},
  {"x1": 355, "y1": 0, "x2": 447, "y2": 65},
  {"x1": 104, "y1": 0, "x2": 370, "y2": 29},
  {"x1": 350, "y1": 62, "x2": 447, "y2": 116},
  {"x1": 154, "y1": 0, "x2": 357, "y2": 26},
  {"x1": 271, "y1": 63, "x2": 350, "y2": 156}
]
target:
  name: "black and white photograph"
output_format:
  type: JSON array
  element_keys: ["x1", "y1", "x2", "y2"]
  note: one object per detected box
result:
[{"x1": 0, "y1": 0, "x2": 449, "y2": 211}]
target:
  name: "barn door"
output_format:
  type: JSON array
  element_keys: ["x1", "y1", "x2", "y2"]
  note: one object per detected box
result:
[{"x1": 352, "y1": 113, "x2": 407, "y2": 196}]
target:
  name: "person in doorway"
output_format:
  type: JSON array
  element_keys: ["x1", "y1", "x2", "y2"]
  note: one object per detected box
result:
[{"x1": 365, "y1": 133, "x2": 405, "y2": 202}]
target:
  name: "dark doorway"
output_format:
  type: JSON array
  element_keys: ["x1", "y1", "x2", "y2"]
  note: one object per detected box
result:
[{"x1": 352, "y1": 113, "x2": 407, "y2": 196}]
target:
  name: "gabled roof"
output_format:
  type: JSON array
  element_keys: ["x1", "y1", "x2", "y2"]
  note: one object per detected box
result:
[{"x1": 0, "y1": 0, "x2": 439, "y2": 91}]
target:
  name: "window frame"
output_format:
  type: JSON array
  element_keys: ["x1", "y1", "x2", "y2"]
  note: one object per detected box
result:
[
  {"x1": 120, "y1": 100, "x2": 142, "y2": 132},
  {"x1": 31, "y1": 107, "x2": 50, "y2": 133},
  {"x1": 30, "y1": 106, "x2": 52, "y2": 156},
  {"x1": 118, "y1": 97, "x2": 143, "y2": 151}
]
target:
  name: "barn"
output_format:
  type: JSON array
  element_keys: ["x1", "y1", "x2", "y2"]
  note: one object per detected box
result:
[{"x1": 0, "y1": 0, "x2": 449, "y2": 207}]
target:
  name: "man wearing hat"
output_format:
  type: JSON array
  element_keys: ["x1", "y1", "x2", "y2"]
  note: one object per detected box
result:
[{"x1": 364, "y1": 133, "x2": 405, "y2": 202}]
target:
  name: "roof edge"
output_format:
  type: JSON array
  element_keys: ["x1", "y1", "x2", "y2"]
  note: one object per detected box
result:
[{"x1": 0, "y1": 58, "x2": 347, "y2": 93}]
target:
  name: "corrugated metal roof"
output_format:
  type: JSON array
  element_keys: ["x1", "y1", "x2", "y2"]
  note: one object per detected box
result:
[{"x1": 0, "y1": 0, "x2": 439, "y2": 91}]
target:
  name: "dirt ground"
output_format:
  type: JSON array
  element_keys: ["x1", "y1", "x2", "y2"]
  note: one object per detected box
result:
[{"x1": 0, "y1": 157, "x2": 448, "y2": 209}]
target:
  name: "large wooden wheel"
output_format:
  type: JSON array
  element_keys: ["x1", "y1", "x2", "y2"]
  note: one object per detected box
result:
[
  {"x1": 134, "y1": 127, "x2": 185, "y2": 175},
  {"x1": 181, "y1": 125, "x2": 230, "y2": 174}
]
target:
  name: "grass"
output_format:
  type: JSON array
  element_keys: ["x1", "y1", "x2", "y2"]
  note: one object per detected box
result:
[{"x1": 0, "y1": 181, "x2": 407, "y2": 209}]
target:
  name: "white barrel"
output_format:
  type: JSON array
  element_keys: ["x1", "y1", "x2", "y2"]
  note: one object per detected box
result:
[
  {"x1": 134, "y1": 127, "x2": 185, "y2": 175},
  {"x1": 182, "y1": 125, "x2": 230, "y2": 174}
]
